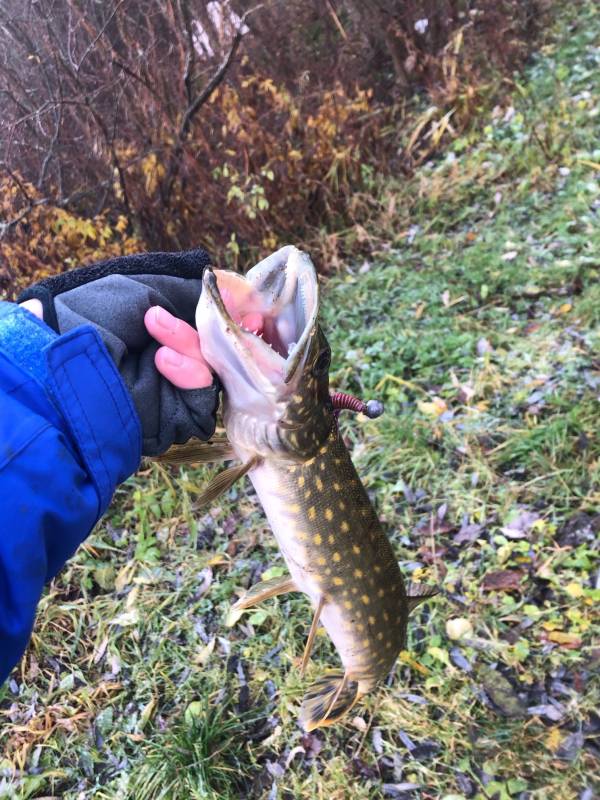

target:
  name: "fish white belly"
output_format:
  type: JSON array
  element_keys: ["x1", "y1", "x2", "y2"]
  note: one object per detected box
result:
[{"x1": 246, "y1": 461, "x2": 375, "y2": 680}]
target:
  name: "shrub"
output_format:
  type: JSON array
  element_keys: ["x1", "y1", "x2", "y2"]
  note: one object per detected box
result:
[{"x1": 0, "y1": 0, "x2": 549, "y2": 297}]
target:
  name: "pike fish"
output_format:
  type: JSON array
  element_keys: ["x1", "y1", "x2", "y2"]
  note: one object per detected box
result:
[{"x1": 164, "y1": 246, "x2": 438, "y2": 731}]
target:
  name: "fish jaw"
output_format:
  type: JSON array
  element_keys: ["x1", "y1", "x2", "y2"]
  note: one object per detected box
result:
[{"x1": 195, "y1": 246, "x2": 319, "y2": 422}]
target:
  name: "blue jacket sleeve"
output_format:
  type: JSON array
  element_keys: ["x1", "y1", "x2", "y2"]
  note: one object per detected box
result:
[{"x1": 0, "y1": 302, "x2": 141, "y2": 685}]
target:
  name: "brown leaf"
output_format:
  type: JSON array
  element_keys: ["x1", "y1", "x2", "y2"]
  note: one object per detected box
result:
[
  {"x1": 544, "y1": 631, "x2": 582, "y2": 649},
  {"x1": 481, "y1": 570, "x2": 524, "y2": 592}
]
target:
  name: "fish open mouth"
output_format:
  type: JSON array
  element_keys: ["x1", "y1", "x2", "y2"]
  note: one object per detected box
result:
[{"x1": 196, "y1": 246, "x2": 319, "y2": 404}]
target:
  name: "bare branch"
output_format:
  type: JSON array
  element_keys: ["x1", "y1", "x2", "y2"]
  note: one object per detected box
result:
[{"x1": 162, "y1": 3, "x2": 263, "y2": 204}]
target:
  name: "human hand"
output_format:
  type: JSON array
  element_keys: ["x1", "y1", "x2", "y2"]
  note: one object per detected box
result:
[
  {"x1": 18, "y1": 252, "x2": 266, "y2": 454},
  {"x1": 18, "y1": 249, "x2": 217, "y2": 455},
  {"x1": 144, "y1": 284, "x2": 263, "y2": 390}
]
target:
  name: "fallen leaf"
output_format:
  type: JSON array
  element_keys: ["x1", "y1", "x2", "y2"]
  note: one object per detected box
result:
[
  {"x1": 382, "y1": 784, "x2": 420, "y2": 797},
  {"x1": 417, "y1": 396, "x2": 448, "y2": 417},
  {"x1": 564, "y1": 581, "x2": 584, "y2": 598},
  {"x1": 529, "y1": 703, "x2": 564, "y2": 722},
  {"x1": 454, "y1": 521, "x2": 484, "y2": 544},
  {"x1": 109, "y1": 609, "x2": 139, "y2": 626},
  {"x1": 194, "y1": 637, "x2": 216, "y2": 666},
  {"x1": 115, "y1": 561, "x2": 137, "y2": 593},
  {"x1": 556, "y1": 731, "x2": 584, "y2": 762},
  {"x1": 139, "y1": 696, "x2": 157, "y2": 730},
  {"x1": 482, "y1": 570, "x2": 524, "y2": 592},
  {"x1": 546, "y1": 631, "x2": 582, "y2": 649},
  {"x1": 501, "y1": 509, "x2": 540, "y2": 539},
  {"x1": 399, "y1": 650, "x2": 429, "y2": 675},
  {"x1": 449, "y1": 647, "x2": 473, "y2": 673},
  {"x1": 205, "y1": 554, "x2": 229, "y2": 567}
]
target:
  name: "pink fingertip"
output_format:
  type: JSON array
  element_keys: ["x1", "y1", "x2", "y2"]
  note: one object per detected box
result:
[
  {"x1": 152, "y1": 306, "x2": 179, "y2": 333},
  {"x1": 155, "y1": 347, "x2": 213, "y2": 390}
]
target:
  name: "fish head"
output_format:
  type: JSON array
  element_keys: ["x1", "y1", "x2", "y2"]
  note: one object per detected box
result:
[{"x1": 196, "y1": 245, "x2": 334, "y2": 456}]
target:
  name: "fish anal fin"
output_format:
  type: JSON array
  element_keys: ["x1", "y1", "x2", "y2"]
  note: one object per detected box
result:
[
  {"x1": 406, "y1": 581, "x2": 440, "y2": 613},
  {"x1": 195, "y1": 456, "x2": 261, "y2": 506},
  {"x1": 156, "y1": 438, "x2": 235, "y2": 465},
  {"x1": 300, "y1": 671, "x2": 359, "y2": 732}
]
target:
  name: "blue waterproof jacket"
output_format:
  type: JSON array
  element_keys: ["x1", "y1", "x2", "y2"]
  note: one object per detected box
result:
[{"x1": 0, "y1": 301, "x2": 141, "y2": 685}]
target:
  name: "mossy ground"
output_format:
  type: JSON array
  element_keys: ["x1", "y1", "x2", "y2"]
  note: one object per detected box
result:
[{"x1": 1, "y1": 3, "x2": 599, "y2": 798}]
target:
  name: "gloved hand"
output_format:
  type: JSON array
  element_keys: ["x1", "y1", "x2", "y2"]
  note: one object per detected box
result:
[{"x1": 18, "y1": 249, "x2": 217, "y2": 457}]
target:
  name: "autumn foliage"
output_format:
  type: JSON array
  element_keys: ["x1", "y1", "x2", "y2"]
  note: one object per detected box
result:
[{"x1": 0, "y1": 0, "x2": 549, "y2": 298}]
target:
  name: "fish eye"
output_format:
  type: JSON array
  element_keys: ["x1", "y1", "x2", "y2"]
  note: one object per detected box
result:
[{"x1": 313, "y1": 348, "x2": 331, "y2": 376}]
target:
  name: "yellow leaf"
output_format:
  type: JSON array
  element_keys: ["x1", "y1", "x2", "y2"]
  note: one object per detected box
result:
[
  {"x1": 558, "y1": 303, "x2": 572, "y2": 314},
  {"x1": 542, "y1": 620, "x2": 562, "y2": 631},
  {"x1": 115, "y1": 561, "x2": 136, "y2": 592},
  {"x1": 399, "y1": 650, "x2": 429, "y2": 675},
  {"x1": 139, "y1": 696, "x2": 157, "y2": 730},
  {"x1": 194, "y1": 637, "x2": 215, "y2": 666},
  {"x1": 126, "y1": 586, "x2": 139, "y2": 609},
  {"x1": 565, "y1": 581, "x2": 584, "y2": 598},
  {"x1": 115, "y1": 215, "x2": 128, "y2": 233},
  {"x1": 546, "y1": 727, "x2": 562, "y2": 752},
  {"x1": 547, "y1": 630, "x2": 582, "y2": 647},
  {"x1": 205, "y1": 554, "x2": 229, "y2": 567},
  {"x1": 417, "y1": 397, "x2": 448, "y2": 417}
]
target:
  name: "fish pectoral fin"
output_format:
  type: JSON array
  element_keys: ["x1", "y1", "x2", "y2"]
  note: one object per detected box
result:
[
  {"x1": 195, "y1": 456, "x2": 261, "y2": 506},
  {"x1": 155, "y1": 437, "x2": 235, "y2": 465},
  {"x1": 300, "y1": 671, "x2": 359, "y2": 732},
  {"x1": 406, "y1": 581, "x2": 440, "y2": 612},
  {"x1": 300, "y1": 595, "x2": 325, "y2": 676},
  {"x1": 232, "y1": 575, "x2": 298, "y2": 612}
]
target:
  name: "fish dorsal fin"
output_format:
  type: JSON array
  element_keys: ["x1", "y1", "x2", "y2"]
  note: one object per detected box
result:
[
  {"x1": 406, "y1": 581, "x2": 440, "y2": 613},
  {"x1": 195, "y1": 456, "x2": 261, "y2": 506},
  {"x1": 156, "y1": 437, "x2": 235, "y2": 465}
]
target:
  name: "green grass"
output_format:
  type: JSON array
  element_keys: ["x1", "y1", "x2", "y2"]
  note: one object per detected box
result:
[{"x1": 1, "y1": 3, "x2": 599, "y2": 798}]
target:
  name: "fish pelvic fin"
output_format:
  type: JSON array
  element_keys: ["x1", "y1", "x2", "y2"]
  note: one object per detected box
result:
[
  {"x1": 195, "y1": 456, "x2": 261, "y2": 506},
  {"x1": 226, "y1": 574, "x2": 297, "y2": 627},
  {"x1": 155, "y1": 437, "x2": 235, "y2": 464},
  {"x1": 406, "y1": 581, "x2": 440, "y2": 613},
  {"x1": 300, "y1": 671, "x2": 359, "y2": 732},
  {"x1": 232, "y1": 575, "x2": 297, "y2": 612}
]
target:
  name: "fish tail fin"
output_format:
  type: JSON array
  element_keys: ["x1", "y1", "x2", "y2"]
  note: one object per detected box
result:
[{"x1": 300, "y1": 671, "x2": 359, "y2": 732}]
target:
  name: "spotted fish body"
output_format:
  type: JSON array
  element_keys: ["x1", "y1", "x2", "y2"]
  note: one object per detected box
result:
[
  {"x1": 194, "y1": 246, "x2": 437, "y2": 729},
  {"x1": 244, "y1": 428, "x2": 407, "y2": 695}
]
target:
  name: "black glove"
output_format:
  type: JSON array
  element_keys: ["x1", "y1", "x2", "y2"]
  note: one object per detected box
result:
[{"x1": 18, "y1": 249, "x2": 218, "y2": 457}]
